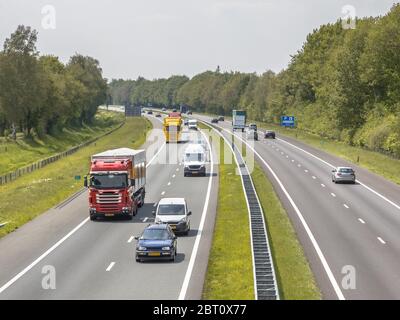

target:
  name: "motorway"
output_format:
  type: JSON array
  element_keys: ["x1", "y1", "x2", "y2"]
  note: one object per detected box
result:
[
  {"x1": 0, "y1": 115, "x2": 218, "y2": 299},
  {"x1": 195, "y1": 113, "x2": 400, "y2": 300}
]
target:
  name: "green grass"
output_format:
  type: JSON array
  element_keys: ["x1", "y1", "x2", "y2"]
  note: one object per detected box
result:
[
  {"x1": 202, "y1": 130, "x2": 254, "y2": 300},
  {"x1": 201, "y1": 112, "x2": 400, "y2": 185},
  {"x1": 0, "y1": 110, "x2": 124, "y2": 176},
  {"x1": 251, "y1": 162, "x2": 321, "y2": 300},
  {"x1": 0, "y1": 117, "x2": 151, "y2": 238},
  {"x1": 252, "y1": 120, "x2": 400, "y2": 185}
]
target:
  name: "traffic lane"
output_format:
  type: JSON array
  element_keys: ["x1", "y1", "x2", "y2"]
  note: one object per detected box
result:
[
  {"x1": 260, "y1": 137, "x2": 400, "y2": 257},
  {"x1": 200, "y1": 115, "x2": 400, "y2": 298},
  {"x1": 0, "y1": 133, "x2": 214, "y2": 299},
  {"x1": 0, "y1": 115, "x2": 164, "y2": 289},
  {"x1": 0, "y1": 151, "x2": 185, "y2": 299},
  {"x1": 252, "y1": 137, "x2": 400, "y2": 299}
]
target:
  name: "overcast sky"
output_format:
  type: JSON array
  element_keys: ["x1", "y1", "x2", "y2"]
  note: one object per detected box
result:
[{"x1": 0, "y1": 0, "x2": 396, "y2": 80}]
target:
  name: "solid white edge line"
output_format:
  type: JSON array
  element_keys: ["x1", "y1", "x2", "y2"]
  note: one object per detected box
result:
[
  {"x1": 0, "y1": 117, "x2": 166, "y2": 295},
  {"x1": 178, "y1": 128, "x2": 214, "y2": 300},
  {"x1": 106, "y1": 262, "x2": 115, "y2": 271},
  {"x1": 219, "y1": 124, "x2": 345, "y2": 300},
  {"x1": 276, "y1": 137, "x2": 400, "y2": 211},
  {"x1": 0, "y1": 217, "x2": 89, "y2": 294}
]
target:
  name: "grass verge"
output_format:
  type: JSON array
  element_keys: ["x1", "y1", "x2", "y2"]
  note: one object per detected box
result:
[
  {"x1": 251, "y1": 162, "x2": 321, "y2": 299},
  {"x1": 0, "y1": 117, "x2": 151, "y2": 238},
  {"x1": 202, "y1": 127, "x2": 254, "y2": 300},
  {"x1": 0, "y1": 110, "x2": 124, "y2": 176}
]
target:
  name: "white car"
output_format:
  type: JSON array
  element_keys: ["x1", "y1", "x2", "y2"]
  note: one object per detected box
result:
[
  {"x1": 183, "y1": 143, "x2": 207, "y2": 176},
  {"x1": 154, "y1": 198, "x2": 191, "y2": 235},
  {"x1": 188, "y1": 119, "x2": 198, "y2": 130},
  {"x1": 331, "y1": 167, "x2": 356, "y2": 184}
]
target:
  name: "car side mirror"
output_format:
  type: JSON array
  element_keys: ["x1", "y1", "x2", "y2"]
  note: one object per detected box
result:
[
  {"x1": 187, "y1": 211, "x2": 192, "y2": 216},
  {"x1": 332, "y1": 170, "x2": 336, "y2": 173},
  {"x1": 134, "y1": 236, "x2": 139, "y2": 240},
  {"x1": 84, "y1": 176, "x2": 88, "y2": 188}
]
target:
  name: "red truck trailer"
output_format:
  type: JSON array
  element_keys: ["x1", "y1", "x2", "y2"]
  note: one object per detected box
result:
[{"x1": 84, "y1": 148, "x2": 146, "y2": 221}]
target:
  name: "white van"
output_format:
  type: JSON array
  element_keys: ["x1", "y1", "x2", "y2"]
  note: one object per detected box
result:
[
  {"x1": 155, "y1": 198, "x2": 191, "y2": 235},
  {"x1": 188, "y1": 119, "x2": 198, "y2": 130},
  {"x1": 183, "y1": 143, "x2": 206, "y2": 176}
]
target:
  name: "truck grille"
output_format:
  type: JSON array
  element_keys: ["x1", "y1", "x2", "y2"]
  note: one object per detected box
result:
[{"x1": 96, "y1": 192, "x2": 122, "y2": 212}]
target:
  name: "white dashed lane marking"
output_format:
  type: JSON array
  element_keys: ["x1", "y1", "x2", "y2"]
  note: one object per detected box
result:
[
  {"x1": 106, "y1": 262, "x2": 115, "y2": 272},
  {"x1": 377, "y1": 237, "x2": 386, "y2": 245},
  {"x1": 358, "y1": 218, "x2": 365, "y2": 224},
  {"x1": 344, "y1": 204, "x2": 349, "y2": 209},
  {"x1": 127, "y1": 236, "x2": 134, "y2": 243}
]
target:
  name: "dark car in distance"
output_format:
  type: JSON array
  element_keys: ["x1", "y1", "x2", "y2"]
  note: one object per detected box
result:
[
  {"x1": 135, "y1": 224, "x2": 177, "y2": 262},
  {"x1": 147, "y1": 110, "x2": 153, "y2": 115},
  {"x1": 211, "y1": 118, "x2": 219, "y2": 123},
  {"x1": 187, "y1": 111, "x2": 192, "y2": 115},
  {"x1": 218, "y1": 116, "x2": 225, "y2": 121},
  {"x1": 264, "y1": 130, "x2": 276, "y2": 139}
]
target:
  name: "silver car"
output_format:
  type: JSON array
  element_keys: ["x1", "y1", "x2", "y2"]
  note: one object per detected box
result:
[{"x1": 331, "y1": 167, "x2": 356, "y2": 184}]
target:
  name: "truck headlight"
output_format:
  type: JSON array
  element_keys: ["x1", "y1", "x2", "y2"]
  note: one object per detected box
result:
[{"x1": 162, "y1": 246, "x2": 171, "y2": 251}]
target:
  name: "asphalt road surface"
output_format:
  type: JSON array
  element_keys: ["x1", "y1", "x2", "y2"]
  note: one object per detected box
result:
[
  {"x1": 194, "y1": 113, "x2": 400, "y2": 300},
  {"x1": 0, "y1": 115, "x2": 218, "y2": 300}
]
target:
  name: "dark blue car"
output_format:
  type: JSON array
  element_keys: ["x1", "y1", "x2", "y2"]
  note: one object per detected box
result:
[{"x1": 135, "y1": 224, "x2": 177, "y2": 262}]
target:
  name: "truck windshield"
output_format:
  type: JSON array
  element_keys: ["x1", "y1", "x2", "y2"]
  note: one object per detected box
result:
[
  {"x1": 90, "y1": 173, "x2": 128, "y2": 189},
  {"x1": 158, "y1": 204, "x2": 185, "y2": 216},
  {"x1": 185, "y1": 153, "x2": 204, "y2": 162},
  {"x1": 141, "y1": 229, "x2": 170, "y2": 240}
]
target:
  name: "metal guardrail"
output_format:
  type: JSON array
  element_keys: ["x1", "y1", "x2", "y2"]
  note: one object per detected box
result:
[
  {"x1": 0, "y1": 121, "x2": 125, "y2": 186},
  {"x1": 202, "y1": 120, "x2": 279, "y2": 300}
]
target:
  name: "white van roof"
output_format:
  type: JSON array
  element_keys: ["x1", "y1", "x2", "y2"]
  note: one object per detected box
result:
[{"x1": 184, "y1": 143, "x2": 205, "y2": 153}]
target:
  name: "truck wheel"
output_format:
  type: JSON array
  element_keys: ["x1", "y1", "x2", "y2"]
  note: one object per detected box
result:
[{"x1": 90, "y1": 214, "x2": 96, "y2": 221}]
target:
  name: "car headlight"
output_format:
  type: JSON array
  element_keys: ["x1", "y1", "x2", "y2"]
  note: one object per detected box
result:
[
  {"x1": 138, "y1": 246, "x2": 147, "y2": 251},
  {"x1": 162, "y1": 246, "x2": 171, "y2": 251}
]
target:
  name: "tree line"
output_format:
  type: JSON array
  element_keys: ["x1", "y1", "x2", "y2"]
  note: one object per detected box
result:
[
  {"x1": 109, "y1": 4, "x2": 400, "y2": 157},
  {"x1": 0, "y1": 25, "x2": 107, "y2": 139}
]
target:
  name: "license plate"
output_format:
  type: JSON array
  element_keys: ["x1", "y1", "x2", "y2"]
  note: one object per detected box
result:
[
  {"x1": 148, "y1": 252, "x2": 161, "y2": 257},
  {"x1": 105, "y1": 214, "x2": 114, "y2": 217}
]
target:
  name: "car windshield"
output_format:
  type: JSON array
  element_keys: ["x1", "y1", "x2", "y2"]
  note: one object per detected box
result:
[
  {"x1": 142, "y1": 229, "x2": 170, "y2": 240},
  {"x1": 339, "y1": 168, "x2": 354, "y2": 173},
  {"x1": 158, "y1": 204, "x2": 185, "y2": 216},
  {"x1": 185, "y1": 153, "x2": 204, "y2": 161},
  {"x1": 90, "y1": 173, "x2": 127, "y2": 189}
]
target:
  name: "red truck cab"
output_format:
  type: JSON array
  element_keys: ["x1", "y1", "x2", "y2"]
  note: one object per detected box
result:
[{"x1": 85, "y1": 148, "x2": 146, "y2": 221}]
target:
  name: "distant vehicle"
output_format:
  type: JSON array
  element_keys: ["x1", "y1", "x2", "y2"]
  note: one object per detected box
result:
[
  {"x1": 211, "y1": 118, "x2": 219, "y2": 123},
  {"x1": 264, "y1": 130, "x2": 276, "y2": 139},
  {"x1": 249, "y1": 123, "x2": 257, "y2": 131},
  {"x1": 180, "y1": 105, "x2": 188, "y2": 114},
  {"x1": 163, "y1": 113, "x2": 183, "y2": 143},
  {"x1": 246, "y1": 129, "x2": 258, "y2": 141},
  {"x1": 232, "y1": 110, "x2": 246, "y2": 132},
  {"x1": 147, "y1": 110, "x2": 153, "y2": 115},
  {"x1": 218, "y1": 116, "x2": 224, "y2": 121},
  {"x1": 172, "y1": 108, "x2": 177, "y2": 112},
  {"x1": 135, "y1": 224, "x2": 177, "y2": 262},
  {"x1": 188, "y1": 119, "x2": 198, "y2": 130},
  {"x1": 187, "y1": 111, "x2": 192, "y2": 115},
  {"x1": 331, "y1": 167, "x2": 356, "y2": 184},
  {"x1": 184, "y1": 119, "x2": 189, "y2": 126},
  {"x1": 85, "y1": 148, "x2": 146, "y2": 221},
  {"x1": 154, "y1": 198, "x2": 192, "y2": 235},
  {"x1": 183, "y1": 143, "x2": 206, "y2": 177},
  {"x1": 155, "y1": 113, "x2": 161, "y2": 117},
  {"x1": 162, "y1": 107, "x2": 166, "y2": 112}
]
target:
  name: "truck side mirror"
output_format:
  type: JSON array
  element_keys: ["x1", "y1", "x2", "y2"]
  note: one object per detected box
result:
[
  {"x1": 152, "y1": 210, "x2": 156, "y2": 216},
  {"x1": 84, "y1": 176, "x2": 88, "y2": 188}
]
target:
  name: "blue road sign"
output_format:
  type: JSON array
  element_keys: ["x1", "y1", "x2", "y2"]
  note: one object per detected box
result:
[{"x1": 281, "y1": 116, "x2": 295, "y2": 127}]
